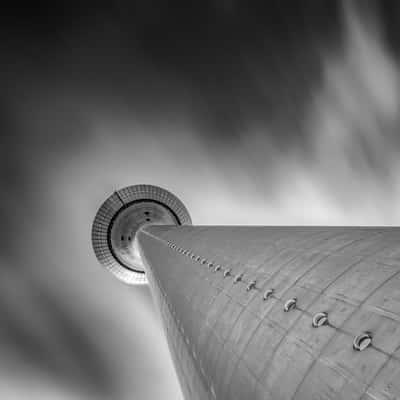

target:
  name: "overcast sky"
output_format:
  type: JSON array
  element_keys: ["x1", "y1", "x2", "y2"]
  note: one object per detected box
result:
[{"x1": 1, "y1": 1, "x2": 400, "y2": 399}]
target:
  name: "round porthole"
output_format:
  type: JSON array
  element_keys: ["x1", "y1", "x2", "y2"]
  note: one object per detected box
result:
[
  {"x1": 312, "y1": 312, "x2": 328, "y2": 328},
  {"x1": 353, "y1": 332, "x2": 372, "y2": 351},
  {"x1": 223, "y1": 268, "x2": 231, "y2": 277},
  {"x1": 263, "y1": 289, "x2": 274, "y2": 301},
  {"x1": 284, "y1": 297, "x2": 297, "y2": 312}
]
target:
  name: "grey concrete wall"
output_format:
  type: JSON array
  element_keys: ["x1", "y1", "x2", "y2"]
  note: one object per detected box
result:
[{"x1": 138, "y1": 226, "x2": 400, "y2": 400}]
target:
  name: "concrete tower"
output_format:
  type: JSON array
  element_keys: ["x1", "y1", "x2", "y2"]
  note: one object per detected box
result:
[{"x1": 92, "y1": 184, "x2": 400, "y2": 400}]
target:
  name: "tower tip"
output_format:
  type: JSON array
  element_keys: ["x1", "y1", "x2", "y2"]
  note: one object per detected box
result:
[{"x1": 91, "y1": 184, "x2": 191, "y2": 284}]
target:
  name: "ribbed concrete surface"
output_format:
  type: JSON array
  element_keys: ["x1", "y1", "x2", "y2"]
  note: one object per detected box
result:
[{"x1": 138, "y1": 226, "x2": 400, "y2": 400}]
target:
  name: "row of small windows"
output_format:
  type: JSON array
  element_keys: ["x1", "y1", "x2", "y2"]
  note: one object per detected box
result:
[{"x1": 165, "y1": 240, "x2": 373, "y2": 352}]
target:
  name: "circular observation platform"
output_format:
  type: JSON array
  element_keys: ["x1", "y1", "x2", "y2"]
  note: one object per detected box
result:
[{"x1": 91, "y1": 184, "x2": 192, "y2": 284}]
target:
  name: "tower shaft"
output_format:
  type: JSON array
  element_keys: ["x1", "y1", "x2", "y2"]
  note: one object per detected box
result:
[{"x1": 137, "y1": 225, "x2": 400, "y2": 400}]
